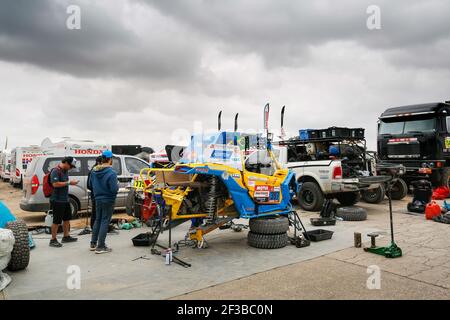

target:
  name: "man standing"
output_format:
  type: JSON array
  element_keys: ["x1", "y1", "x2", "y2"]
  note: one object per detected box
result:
[
  {"x1": 87, "y1": 156, "x2": 103, "y2": 230},
  {"x1": 90, "y1": 150, "x2": 118, "y2": 254},
  {"x1": 49, "y1": 156, "x2": 79, "y2": 248}
]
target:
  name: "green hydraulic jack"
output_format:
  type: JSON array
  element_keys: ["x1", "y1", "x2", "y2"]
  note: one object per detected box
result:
[{"x1": 364, "y1": 178, "x2": 402, "y2": 258}]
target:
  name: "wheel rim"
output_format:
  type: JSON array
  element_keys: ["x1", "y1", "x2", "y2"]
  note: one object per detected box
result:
[
  {"x1": 365, "y1": 189, "x2": 378, "y2": 201},
  {"x1": 302, "y1": 190, "x2": 315, "y2": 205}
]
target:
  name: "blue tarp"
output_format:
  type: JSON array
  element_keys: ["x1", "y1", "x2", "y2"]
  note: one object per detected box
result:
[{"x1": 0, "y1": 201, "x2": 16, "y2": 228}]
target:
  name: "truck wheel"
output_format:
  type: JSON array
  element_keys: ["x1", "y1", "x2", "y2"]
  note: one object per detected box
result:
[
  {"x1": 361, "y1": 185, "x2": 385, "y2": 204},
  {"x1": 298, "y1": 182, "x2": 324, "y2": 211},
  {"x1": 247, "y1": 232, "x2": 288, "y2": 249},
  {"x1": 69, "y1": 197, "x2": 80, "y2": 219},
  {"x1": 336, "y1": 192, "x2": 360, "y2": 206},
  {"x1": 389, "y1": 178, "x2": 408, "y2": 200},
  {"x1": 6, "y1": 220, "x2": 30, "y2": 271},
  {"x1": 439, "y1": 167, "x2": 450, "y2": 188},
  {"x1": 249, "y1": 216, "x2": 289, "y2": 235},
  {"x1": 336, "y1": 206, "x2": 367, "y2": 221}
]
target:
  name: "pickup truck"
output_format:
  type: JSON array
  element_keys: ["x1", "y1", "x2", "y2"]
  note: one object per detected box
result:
[{"x1": 246, "y1": 142, "x2": 385, "y2": 211}]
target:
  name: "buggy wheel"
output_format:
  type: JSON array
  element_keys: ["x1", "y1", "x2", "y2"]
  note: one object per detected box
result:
[
  {"x1": 6, "y1": 220, "x2": 30, "y2": 271},
  {"x1": 249, "y1": 216, "x2": 289, "y2": 234},
  {"x1": 247, "y1": 232, "x2": 288, "y2": 249}
]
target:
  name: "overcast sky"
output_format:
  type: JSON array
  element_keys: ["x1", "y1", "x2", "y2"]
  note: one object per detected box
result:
[{"x1": 1, "y1": 0, "x2": 449, "y2": 151}]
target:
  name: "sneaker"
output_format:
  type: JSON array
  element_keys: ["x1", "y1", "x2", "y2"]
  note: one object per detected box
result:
[
  {"x1": 49, "y1": 239, "x2": 62, "y2": 248},
  {"x1": 62, "y1": 236, "x2": 78, "y2": 243},
  {"x1": 95, "y1": 247, "x2": 112, "y2": 254},
  {"x1": 90, "y1": 243, "x2": 97, "y2": 251}
]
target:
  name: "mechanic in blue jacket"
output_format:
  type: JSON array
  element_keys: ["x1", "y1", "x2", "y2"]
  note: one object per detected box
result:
[{"x1": 89, "y1": 150, "x2": 118, "y2": 254}]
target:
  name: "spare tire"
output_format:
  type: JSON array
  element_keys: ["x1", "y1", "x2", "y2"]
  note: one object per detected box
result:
[
  {"x1": 6, "y1": 220, "x2": 30, "y2": 271},
  {"x1": 336, "y1": 206, "x2": 367, "y2": 221},
  {"x1": 389, "y1": 179, "x2": 408, "y2": 200},
  {"x1": 361, "y1": 184, "x2": 386, "y2": 204},
  {"x1": 247, "y1": 232, "x2": 288, "y2": 249},
  {"x1": 249, "y1": 216, "x2": 289, "y2": 235}
]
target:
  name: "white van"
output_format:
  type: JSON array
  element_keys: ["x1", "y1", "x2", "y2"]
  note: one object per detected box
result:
[
  {"x1": 10, "y1": 146, "x2": 44, "y2": 187},
  {"x1": 41, "y1": 137, "x2": 111, "y2": 156},
  {"x1": 20, "y1": 154, "x2": 151, "y2": 217},
  {"x1": 0, "y1": 150, "x2": 11, "y2": 181}
]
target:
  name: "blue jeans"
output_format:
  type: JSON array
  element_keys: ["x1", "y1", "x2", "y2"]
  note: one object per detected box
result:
[{"x1": 91, "y1": 201, "x2": 114, "y2": 248}]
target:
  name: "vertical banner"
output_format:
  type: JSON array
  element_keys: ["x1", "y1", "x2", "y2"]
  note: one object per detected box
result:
[
  {"x1": 218, "y1": 110, "x2": 222, "y2": 131},
  {"x1": 280, "y1": 105, "x2": 286, "y2": 139},
  {"x1": 234, "y1": 113, "x2": 239, "y2": 145},
  {"x1": 264, "y1": 103, "x2": 270, "y2": 135}
]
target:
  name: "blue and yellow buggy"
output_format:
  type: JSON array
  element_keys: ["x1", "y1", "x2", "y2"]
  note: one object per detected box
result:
[{"x1": 137, "y1": 132, "x2": 302, "y2": 250}]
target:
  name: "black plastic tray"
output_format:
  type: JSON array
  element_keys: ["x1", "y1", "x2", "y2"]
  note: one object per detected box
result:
[
  {"x1": 303, "y1": 229, "x2": 334, "y2": 242},
  {"x1": 132, "y1": 233, "x2": 156, "y2": 247},
  {"x1": 310, "y1": 217, "x2": 336, "y2": 226}
]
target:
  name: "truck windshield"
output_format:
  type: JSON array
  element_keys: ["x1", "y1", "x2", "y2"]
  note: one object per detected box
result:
[{"x1": 379, "y1": 118, "x2": 436, "y2": 134}]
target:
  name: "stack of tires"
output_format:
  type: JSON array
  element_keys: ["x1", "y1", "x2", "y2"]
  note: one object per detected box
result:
[{"x1": 248, "y1": 216, "x2": 289, "y2": 249}]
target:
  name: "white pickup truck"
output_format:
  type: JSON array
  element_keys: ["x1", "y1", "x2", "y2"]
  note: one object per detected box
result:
[{"x1": 246, "y1": 147, "x2": 384, "y2": 211}]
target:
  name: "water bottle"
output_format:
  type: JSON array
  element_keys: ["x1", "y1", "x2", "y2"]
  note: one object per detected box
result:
[{"x1": 165, "y1": 248, "x2": 172, "y2": 265}]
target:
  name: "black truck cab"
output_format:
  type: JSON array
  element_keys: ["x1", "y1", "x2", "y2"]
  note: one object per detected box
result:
[{"x1": 378, "y1": 101, "x2": 450, "y2": 187}]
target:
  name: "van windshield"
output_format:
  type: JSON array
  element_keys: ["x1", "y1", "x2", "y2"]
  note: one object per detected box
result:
[{"x1": 379, "y1": 118, "x2": 436, "y2": 135}]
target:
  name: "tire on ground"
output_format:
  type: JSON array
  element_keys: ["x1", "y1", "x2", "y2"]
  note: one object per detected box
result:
[
  {"x1": 336, "y1": 206, "x2": 367, "y2": 221},
  {"x1": 6, "y1": 220, "x2": 30, "y2": 271},
  {"x1": 389, "y1": 178, "x2": 408, "y2": 200},
  {"x1": 249, "y1": 216, "x2": 289, "y2": 235},
  {"x1": 247, "y1": 232, "x2": 288, "y2": 249},
  {"x1": 298, "y1": 181, "x2": 324, "y2": 211},
  {"x1": 361, "y1": 184, "x2": 386, "y2": 204},
  {"x1": 336, "y1": 192, "x2": 360, "y2": 206}
]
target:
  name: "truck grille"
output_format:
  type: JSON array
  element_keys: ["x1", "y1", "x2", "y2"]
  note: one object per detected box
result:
[{"x1": 387, "y1": 143, "x2": 420, "y2": 159}]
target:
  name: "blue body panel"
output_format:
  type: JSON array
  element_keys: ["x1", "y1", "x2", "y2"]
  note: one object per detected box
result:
[
  {"x1": 0, "y1": 201, "x2": 16, "y2": 228},
  {"x1": 175, "y1": 166, "x2": 295, "y2": 219}
]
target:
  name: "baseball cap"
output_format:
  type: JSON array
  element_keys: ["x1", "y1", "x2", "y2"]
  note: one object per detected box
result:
[
  {"x1": 102, "y1": 150, "x2": 113, "y2": 159},
  {"x1": 62, "y1": 156, "x2": 77, "y2": 168}
]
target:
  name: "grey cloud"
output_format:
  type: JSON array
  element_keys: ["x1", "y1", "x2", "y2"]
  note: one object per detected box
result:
[
  {"x1": 0, "y1": 0, "x2": 201, "y2": 79},
  {"x1": 144, "y1": 0, "x2": 450, "y2": 69}
]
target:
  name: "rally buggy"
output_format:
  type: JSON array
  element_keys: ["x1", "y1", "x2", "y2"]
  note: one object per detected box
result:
[{"x1": 128, "y1": 106, "x2": 310, "y2": 251}]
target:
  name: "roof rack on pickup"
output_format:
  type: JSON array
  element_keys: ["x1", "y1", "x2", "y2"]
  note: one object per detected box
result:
[
  {"x1": 276, "y1": 127, "x2": 366, "y2": 146},
  {"x1": 277, "y1": 136, "x2": 366, "y2": 146}
]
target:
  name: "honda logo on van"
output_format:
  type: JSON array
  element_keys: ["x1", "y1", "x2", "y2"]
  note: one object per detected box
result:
[{"x1": 74, "y1": 149, "x2": 103, "y2": 155}]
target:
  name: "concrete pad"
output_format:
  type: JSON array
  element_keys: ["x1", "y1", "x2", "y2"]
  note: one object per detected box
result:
[
  {"x1": 3, "y1": 195, "x2": 450, "y2": 299},
  {"x1": 171, "y1": 257, "x2": 450, "y2": 300},
  {"x1": 4, "y1": 216, "x2": 378, "y2": 300}
]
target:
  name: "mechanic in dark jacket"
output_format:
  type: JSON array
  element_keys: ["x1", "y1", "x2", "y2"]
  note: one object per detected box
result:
[
  {"x1": 87, "y1": 156, "x2": 103, "y2": 229},
  {"x1": 89, "y1": 150, "x2": 118, "y2": 254}
]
